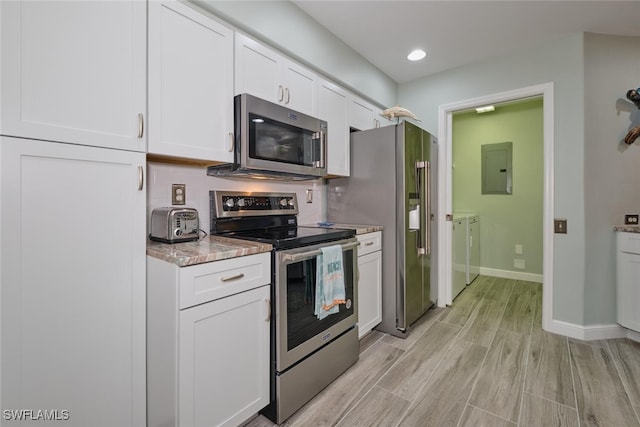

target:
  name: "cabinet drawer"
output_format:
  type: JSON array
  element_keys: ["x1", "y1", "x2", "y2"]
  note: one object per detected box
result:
[
  {"x1": 179, "y1": 252, "x2": 270, "y2": 309},
  {"x1": 357, "y1": 231, "x2": 382, "y2": 256},
  {"x1": 618, "y1": 232, "x2": 640, "y2": 255}
]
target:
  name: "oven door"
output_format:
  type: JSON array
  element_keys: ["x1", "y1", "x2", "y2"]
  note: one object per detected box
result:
[{"x1": 275, "y1": 238, "x2": 358, "y2": 371}]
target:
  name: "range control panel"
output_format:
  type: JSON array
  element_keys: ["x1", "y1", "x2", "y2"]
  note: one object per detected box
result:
[{"x1": 210, "y1": 191, "x2": 298, "y2": 218}]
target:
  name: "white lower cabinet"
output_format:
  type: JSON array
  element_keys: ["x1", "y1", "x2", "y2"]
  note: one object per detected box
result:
[
  {"x1": 617, "y1": 232, "x2": 640, "y2": 332},
  {"x1": 1, "y1": 136, "x2": 146, "y2": 427},
  {"x1": 357, "y1": 231, "x2": 382, "y2": 338},
  {"x1": 147, "y1": 253, "x2": 271, "y2": 427}
]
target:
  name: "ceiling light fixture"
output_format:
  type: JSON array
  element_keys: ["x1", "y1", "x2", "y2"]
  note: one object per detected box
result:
[
  {"x1": 475, "y1": 105, "x2": 495, "y2": 114},
  {"x1": 407, "y1": 49, "x2": 427, "y2": 62}
]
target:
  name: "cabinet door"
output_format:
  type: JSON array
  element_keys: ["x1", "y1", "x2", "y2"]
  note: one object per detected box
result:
[
  {"x1": 179, "y1": 286, "x2": 270, "y2": 427},
  {"x1": 318, "y1": 78, "x2": 349, "y2": 176},
  {"x1": 358, "y1": 251, "x2": 382, "y2": 338},
  {"x1": 0, "y1": 1, "x2": 146, "y2": 151},
  {"x1": 349, "y1": 96, "x2": 377, "y2": 131},
  {"x1": 235, "y1": 33, "x2": 281, "y2": 103},
  {"x1": 282, "y1": 59, "x2": 317, "y2": 116},
  {"x1": 1, "y1": 137, "x2": 146, "y2": 426},
  {"x1": 235, "y1": 33, "x2": 317, "y2": 116},
  {"x1": 618, "y1": 251, "x2": 640, "y2": 332},
  {"x1": 148, "y1": 1, "x2": 234, "y2": 163}
]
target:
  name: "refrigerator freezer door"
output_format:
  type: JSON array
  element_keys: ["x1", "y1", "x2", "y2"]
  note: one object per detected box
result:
[{"x1": 398, "y1": 122, "x2": 430, "y2": 331}]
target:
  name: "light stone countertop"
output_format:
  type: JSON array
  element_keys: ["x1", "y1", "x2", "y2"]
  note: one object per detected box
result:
[
  {"x1": 304, "y1": 223, "x2": 384, "y2": 235},
  {"x1": 146, "y1": 235, "x2": 272, "y2": 267},
  {"x1": 613, "y1": 226, "x2": 640, "y2": 233}
]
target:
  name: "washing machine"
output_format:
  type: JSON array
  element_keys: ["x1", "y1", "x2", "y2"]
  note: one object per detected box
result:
[
  {"x1": 467, "y1": 215, "x2": 480, "y2": 284},
  {"x1": 452, "y1": 216, "x2": 468, "y2": 299}
]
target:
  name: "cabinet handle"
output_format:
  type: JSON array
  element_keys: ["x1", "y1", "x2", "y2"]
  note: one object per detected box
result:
[
  {"x1": 285, "y1": 87, "x2": 290, "y2": 104},
  {"x1": 137, "y1": 113, "x2": 144, "y2": 139},
  {"x1": 265, "y1": 298, "x2": 271, "y2": 322},
  {"x1": 365, "y1": 241, "x2": 374, "y2": 246},
  {"x1": 220, "y1": 273, "x2": 244, "y2": 282},
  {"x1": 278, "y1": 85, "x2": 284, "y2": 102},
  {"x1": 228, "y1": 132, "x2": 234, "y2": 153},
  {"x1": 137, "y1": 166, "x2": 144, "y2": 191}
]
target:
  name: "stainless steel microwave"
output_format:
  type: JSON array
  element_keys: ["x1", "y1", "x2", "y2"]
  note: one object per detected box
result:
[{"x1": 207, "y1": 93, "x2": 327, "y2": 180}]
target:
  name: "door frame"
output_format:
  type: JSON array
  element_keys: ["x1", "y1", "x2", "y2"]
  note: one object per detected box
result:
[{"x1": 436, "y1": 82, "x2": 554, "y2": 332}]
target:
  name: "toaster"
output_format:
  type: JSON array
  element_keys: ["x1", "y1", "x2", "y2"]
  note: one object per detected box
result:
[{"x1": 150, "y1": 207, "x2": 200, "y2": 243}]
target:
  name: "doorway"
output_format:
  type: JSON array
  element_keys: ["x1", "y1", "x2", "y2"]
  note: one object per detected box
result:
[{"x1": 436, "y1": 83, "x2": 554, "y2": 332}]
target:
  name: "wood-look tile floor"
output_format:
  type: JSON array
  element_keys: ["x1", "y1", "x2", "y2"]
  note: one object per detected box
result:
[{"x1": 245, "y1": 276, "x2": 640, "y2": 427}]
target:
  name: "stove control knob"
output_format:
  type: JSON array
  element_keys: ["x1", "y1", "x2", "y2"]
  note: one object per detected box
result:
[
  {"x1": 279, "y1": 198, "x2": 288, "y2": 208},
  {"x1": 288, "y1": 199, "x2": 295, "y2": 207},
  {"x1": 224, "y1": 198, "x2": 235, "y2": 208},
  {"x1": 237, "y1": 198, "x2": 246, "y2": 207}
]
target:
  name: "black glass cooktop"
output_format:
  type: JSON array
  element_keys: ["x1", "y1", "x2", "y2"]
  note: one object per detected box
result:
[{"x1": 222, "y1": 226, "x2": 355, "y2": 250}]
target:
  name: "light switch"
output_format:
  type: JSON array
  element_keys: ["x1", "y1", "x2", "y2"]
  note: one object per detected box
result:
[{"x1": 554, "y1": 218, "x2": 567, "y2": 234}]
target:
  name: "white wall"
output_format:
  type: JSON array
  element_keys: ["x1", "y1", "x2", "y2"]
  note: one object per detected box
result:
[
  {"x1": 193, "y1": 0, "x2": 398, "y2": 108},
  {"x1": 147, "y1": 162, "x2": 326, "y2": 235},
  {"x1": 583, "y1": 33, "x2": 640, "y2": 325},
  {"x1": 398, "y1": 33, "x2": 587, "y2": 325}
]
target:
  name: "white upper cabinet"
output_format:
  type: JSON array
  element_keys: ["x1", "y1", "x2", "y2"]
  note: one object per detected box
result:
[
  {"x1": 317, "y1": 78, "x2": 350, "y2": 176},
  {"x1": 0, "y1": 1, "x2": 146, "y2": 152},
  {"x1": 349, "y1": 96, "x2": 377, "y2": 131},
  {"x1": 148, "y1": 1, "x2": 234, "y2": 163},
  {"x1": 235, "y1": 33, "x2": 317, "y2": 116},
  {"x1": 349, "y1": 96, "x2": 389, "y2": 131}
]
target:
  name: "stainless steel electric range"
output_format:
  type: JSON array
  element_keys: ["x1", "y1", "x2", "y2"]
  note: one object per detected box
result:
[{"x1": 210, "y1": 191, "x2": 359, "y2": 424}]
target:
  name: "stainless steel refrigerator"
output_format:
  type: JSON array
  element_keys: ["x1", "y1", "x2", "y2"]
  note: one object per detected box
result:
[{"x1": 327, "y1": 121, "x2": 436, "y2": 338}]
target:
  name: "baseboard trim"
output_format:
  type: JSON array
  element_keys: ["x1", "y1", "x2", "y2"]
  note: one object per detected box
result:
[
  {"x1": 626, "y1": 329, "x2": 640, "y2": 343},
  {"x1": 545, "y1": 319, "x2": 636, "y2": 341},
  {"x1": 478, "y1": 267, "x2": 543, "y2": 283}
]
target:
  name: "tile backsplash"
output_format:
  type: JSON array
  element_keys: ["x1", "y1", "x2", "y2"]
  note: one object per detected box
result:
[{"x1": 147, "y1": 162, "x2": 327, "y2": 234}]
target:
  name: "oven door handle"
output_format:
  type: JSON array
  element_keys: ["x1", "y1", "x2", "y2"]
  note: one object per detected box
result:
[{"x1": 281, "y1": 240, "x2": 360, "y2": 263}]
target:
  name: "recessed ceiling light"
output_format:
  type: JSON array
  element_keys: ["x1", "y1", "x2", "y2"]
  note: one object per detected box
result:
[
  {"x1": 407, "y1": 49, "x2": 427, "y2": 61},
  {"x1": 475, "y1": 105, "x2": 495, "y2": 113}
]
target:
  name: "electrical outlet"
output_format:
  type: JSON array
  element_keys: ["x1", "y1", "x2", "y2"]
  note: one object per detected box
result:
[
  {"x1": 554, "y1": 218, "x2": 567, "y2": 234},
  {"x1": 172, "y1": 184, "x2": 186, "y2": 205},
  {"x1": 306, "y1": 189, "x2": 313, "y2": 203},
  {"x1": 515, "y1": 244, "x2": 523, "y2": 255},
  {"x1": 625, "y1": 214, "x2": 639, "y2": 225},
  {"x1": 514, "y1": 259, "x2": 526, "y2": 269}
]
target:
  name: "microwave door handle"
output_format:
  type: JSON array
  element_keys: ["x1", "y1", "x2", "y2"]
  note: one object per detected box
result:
[
  {"x1": 281, "y1": 240, "x2": 360, "y2": 263},
  {"x1": 313, "y1": 130, "x2": 326, "y2": 168},
  {"x1": 319, "y1": 130, "x2": 326, "y2": 168}
]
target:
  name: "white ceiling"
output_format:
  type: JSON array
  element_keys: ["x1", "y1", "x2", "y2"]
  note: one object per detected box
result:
[{"x1": 291, "y1": 0, "x2": 640, "y2": 84}]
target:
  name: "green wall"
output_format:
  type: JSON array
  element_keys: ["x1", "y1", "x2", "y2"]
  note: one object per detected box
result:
[{"x1": 453, "y1": 99, "x2": 544, "y2": 275}]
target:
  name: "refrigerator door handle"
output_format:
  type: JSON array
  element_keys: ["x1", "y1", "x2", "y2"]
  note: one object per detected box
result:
[
  {"x1": 426, "y1": 161, "x2": 431, "y2": 255},
  {"x1": 416, "y1": 161, "x2": 430, "y2": 255}
]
